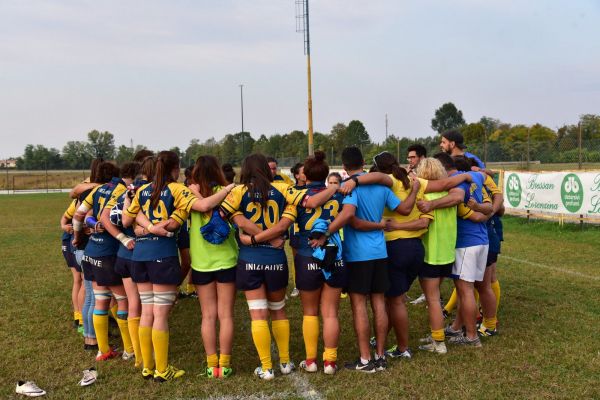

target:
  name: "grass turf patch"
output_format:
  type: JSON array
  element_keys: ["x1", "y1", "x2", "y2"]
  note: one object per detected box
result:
[{"x1": 0, "y1": 195, "x2": 598, "y2": 399}]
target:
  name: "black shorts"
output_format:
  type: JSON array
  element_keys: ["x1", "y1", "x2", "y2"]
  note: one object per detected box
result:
[
  {"x1": 235, "y1": 259, "x2": 288, "y2": 292},
  {"x1": 294, "y1": 254, "x2": 346, "y2": 291},
  {"x1": 192, "y1": 267, "x2": 236, "y2": 285},
  {"x1": 82, "y1": 254, "x2": 122, "y2": 287},
  {"x1": 114, "y1": 257, "x2": 134, "y2": 279},
  {"x1": 419, "y1": 262, "x2": 453, "y2": 279},
  {"x1": 61, "y1": 240, "x2": 79, "y2": 271},
  {"x1": 346, "y1": 258, "x2": 389, "y2": 295},
  {"x1": 486, "y1": 251, "x2": 499, "y2": 267},
  {"x1": 131, "y1": 257, "x2": 181, "y2": 285},
  {"x1": 385, "y1": 238, "x2": 423, "y2": 297}
]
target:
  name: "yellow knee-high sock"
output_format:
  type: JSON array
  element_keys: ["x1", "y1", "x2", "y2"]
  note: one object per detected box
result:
[
  {"x1": 483, "y1": 316, "x2": 497, "y2": 330},
  {"x1": 251, "y1": 320, "x2": 272, "y2": 371},
  {"x1": 128, "y1": 317, "x2": 142, "y2": 367},
  {"x1": 272, "y1": 319, "x2": 290, "y2": 364},
  {"x1": 444, "y1": 288, "x2": 458, "y2": 313},
  {"x1": 109, "y1": 303, "x2": 118, "y2": 320},
  {"x1": 74, "y1": 311, "x2": 82, "y2": 325},
  {"x1": 116, "y1": 311, "x2": 133, "y2": 353},
  {"x1": 219, "y1": 354, "x2": 231, "y2": 368},
  {"x1": 302, "y1": 316, "x2": 319, "y2": 360},
  {"x1": 474, "y1": 289, "x2": 480, "y2": 305},
  {"x1": 207, "y1": 353, "x2": 218, "y2": 368},
  {"x1": 152, "y1": 329, "x2": 170, "y2": 373},
  {"x1": 138, "y1": 326, "x2": 155, "y2": 370},
  {"x1": 431, "y1": 328, "x2": 445, "y2": 342},
  {"x1": 323, "y1": 347, "x2": 337, "y2": 362},
  {"x1": 491, "y1": 280, "x2": 501, "y2": 313},
  {"x1": 186, "y1": 283, "x2": 195, "y2": 295},
  {"x1": 92, "y1": 310, "x2": 110, "y2": 354}
]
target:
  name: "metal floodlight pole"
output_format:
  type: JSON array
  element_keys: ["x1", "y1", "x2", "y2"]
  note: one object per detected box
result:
[{"x1": 296, "y1": 0, "x2": 314, "y2": 156}]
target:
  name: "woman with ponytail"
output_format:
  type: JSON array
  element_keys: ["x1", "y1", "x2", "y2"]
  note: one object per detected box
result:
[
  {"x1": 220, "y1": 153, "x2": 339, "y2": 380},
  {"x1": 187, "y1": 156, "x2": 238, "y2": 378},
  {"x1": 121, "y1": 151, "x2": 196, "y2": 382}
]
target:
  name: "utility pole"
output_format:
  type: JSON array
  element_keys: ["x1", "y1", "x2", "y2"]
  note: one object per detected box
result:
[
  {"x1": 578, "y1": 121, "x2": 582, "y2": 170},
  {"x1": 385, "y1": 114, "x2": 388, "y2": 141},
  {"x1": 239, "y1": 84, "x2": 245, "y2": 158},
  {"x1": 296, "y1": 0, "x2": 314, "y2": 156}
]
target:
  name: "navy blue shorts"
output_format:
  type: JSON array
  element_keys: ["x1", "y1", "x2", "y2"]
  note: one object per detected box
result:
[
  {"x1": 192, "y1": 267, "x2": 236, "y2": 285},
  {"x1": 62, "y1": 240, "x2": 80, "y2": 272},
  {"x1": 235, "y1": 259, "x2": 288, "y2": 292},
  {"x1": 114, "y1": 257, "x2": 134, "y2": 279},
  {"x1": 82, "y1": 254, "x2": 122, "y2": 287},
  {"x1": 346, "y1": 258, "x2": 389, "y2": 295},
  {"x1": 385, "y1": 238, "x2": 423, "y2": 297},
  {"x1": 294, "y1": 254, "x2": 346, "y2": 291},
  {"x1": 81, "y1": 255, "x2": 95, "y2": 282},
  {"x1": 419, "y1": 262, "x2": 452, "y2": 279},
  {"x1": 486, "y1": 251, "x2": 499, "y2": 267},
  {"x1": 131, "y1": 257, "x2": 181, "y2": 285}
]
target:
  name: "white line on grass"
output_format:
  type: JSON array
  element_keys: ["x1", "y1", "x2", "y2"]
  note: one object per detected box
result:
[
  {"x1": 503, "y1": 255, "x2": 600, "y2": 281},
  {"x1": 203, "y1": 393, "x2": 295, "y2": 400},
  {"x1": 287, "y1": 372, "x2": 324, "y2": 400}
]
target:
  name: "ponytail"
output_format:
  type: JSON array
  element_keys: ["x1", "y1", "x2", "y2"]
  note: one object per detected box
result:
[
  {"x1": 373, "y1": 151, "x2": 410, "y2": 190},
  {"x1": 150, "y1": 151, "x2": 179, "y2": 210}
]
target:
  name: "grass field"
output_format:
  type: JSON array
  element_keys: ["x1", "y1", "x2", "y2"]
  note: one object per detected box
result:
[{"x1": 1, "y1": 194, "x2": 599, "y2": 399}]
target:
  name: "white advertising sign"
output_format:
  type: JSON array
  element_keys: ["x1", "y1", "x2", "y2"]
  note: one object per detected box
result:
[{"x1": 504, "y1": 171, "x2": 600, "y2": 216}]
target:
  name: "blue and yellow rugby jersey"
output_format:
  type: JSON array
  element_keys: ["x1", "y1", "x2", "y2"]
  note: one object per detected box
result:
[
  {"x1": 82, "y1": 177, "x2": 127, "y2": 257},
  {"x1": 105, "y1": 189, "x2": 137, "y2": 260},
  {"x1": 62, "y1": 199, "x2": 78, "y2": 242},
  {"x1": 123, "y1": 182, "x2": 196, "y2": 261},
  {"x1": 454, "y1": 171, "x2": 489, "y2": 248},
  {"x1": 221, "y1": 181, "x2": 306, "y2": 264},
  {"x1": 273, "y1": 172, "x2": 294, "y2": 186},
  {"x1": 288, "y1": 182, "x2": 343, "y2": 257}
]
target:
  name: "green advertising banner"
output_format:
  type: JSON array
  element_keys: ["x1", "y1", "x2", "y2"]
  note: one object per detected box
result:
[{"x1": 504, "y1": 171, "x2": 600, "y2": 216}]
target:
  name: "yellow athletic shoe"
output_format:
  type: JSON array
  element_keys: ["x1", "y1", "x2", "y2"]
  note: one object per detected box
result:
[
  {"x1": 154, "y1": 365, "x2": 185, "y2": 382},
  {"x1": 141, "y1": 368, "x2": 153, "y2": 380}
]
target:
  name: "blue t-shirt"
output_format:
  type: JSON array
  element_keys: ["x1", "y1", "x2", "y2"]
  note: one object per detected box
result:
[
  {"x1": 464, "y1": 151, "x2": 485, "y2": 169},
  {"x1": 341, "y1": 174, "x2": 402, "y2": 262},
  {"x1": 454, "y1": 171, "x2": 489, "y2": 248},
  {"x1": 294, "y1": 182, "x2": 344, "y2": 257}
]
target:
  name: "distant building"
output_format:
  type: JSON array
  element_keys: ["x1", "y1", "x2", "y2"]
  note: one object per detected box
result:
[{"x1": 0, "y1": 159, "x2": 17, "y2": 168}]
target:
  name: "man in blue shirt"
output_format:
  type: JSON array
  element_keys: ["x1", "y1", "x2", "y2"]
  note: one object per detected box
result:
[
  {"x1": 440, "y1": 130, "x2": 486, "y2": 169},
  {"x1": 311, "y1": 147, "x2": 419, "y2": 373}
]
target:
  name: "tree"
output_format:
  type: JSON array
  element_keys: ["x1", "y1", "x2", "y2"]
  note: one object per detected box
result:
[
  {"x1": 115, "y1": 145, "x2": 135, "y2": 164},
  {"x1": 62, "y1": 141, "x2": 93, "y2": 169},
  {"x1": 460, "y1": 123, "x2": 486, "y2": 143},
  {"x1": 431, "y1": 102, "x2": 465, "y2": 133},
  {"x1": 87, "y1": 130, "x2": 115, "y2": 159},
  {"x1": 17, "y1": 144, "x2": 63, "y2": 170}
]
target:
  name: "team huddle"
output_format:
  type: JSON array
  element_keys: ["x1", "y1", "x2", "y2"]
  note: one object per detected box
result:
[{"x1": 59, "y1": 129, "x2": 504, "y2": 382}]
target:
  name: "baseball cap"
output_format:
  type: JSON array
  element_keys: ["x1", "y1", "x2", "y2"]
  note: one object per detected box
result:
[{"x1": 441, "y1": 130, "x2": 466, "y2": 149}]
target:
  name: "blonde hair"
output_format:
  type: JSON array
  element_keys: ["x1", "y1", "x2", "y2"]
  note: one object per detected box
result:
[{"x1": 416, "y1": 158, "x2": 447, "y2": 180}]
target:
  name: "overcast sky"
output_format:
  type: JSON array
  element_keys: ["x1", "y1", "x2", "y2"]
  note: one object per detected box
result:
[{"x1": 1, "y1": 0, "x2": 599, "y2": 158}]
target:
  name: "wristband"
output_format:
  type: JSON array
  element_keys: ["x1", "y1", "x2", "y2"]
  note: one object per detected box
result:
[
  {"x1": 147, "y1": 223, "x2": 154, "y2": 233},
  {"x1": 351, "y1": 175, "x2": 360, "y2": 187},
  {"x1": 251, "y1": 235, "x2": 258, "y2": 245},
  {"x1": 116, "y1": 233, "x2": 133, "y2": 247},
  {"x1": 73, "y1": 219, "x2": 83, "y2": 232}
]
